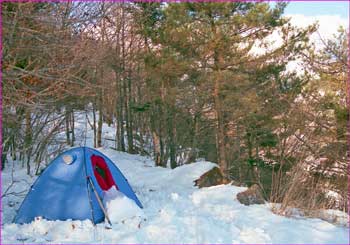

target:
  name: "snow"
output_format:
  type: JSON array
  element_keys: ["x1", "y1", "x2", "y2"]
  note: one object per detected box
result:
[
  {"x1": 321, "y1": 210, "x2": 349, "y2": 227},
  {"x1": 103, "y1": 187, "x2": 144, "y2": 224},
  {"x1": 1, "y1": 114, "x2": 349, "y2": 244},
  {"x1": 2, "y1": 149, "x2": 349, "y2": 244},
  {"x1": 325, "y1": 190, "x2": 342, "y2": 202}
]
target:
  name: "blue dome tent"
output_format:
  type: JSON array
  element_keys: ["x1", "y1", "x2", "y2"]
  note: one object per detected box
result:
[{"x1": 14, "y1": 147, "x2": 143, "y2": 224}]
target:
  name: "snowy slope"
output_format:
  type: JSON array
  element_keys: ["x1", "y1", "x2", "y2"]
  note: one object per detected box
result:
[{"x1": 1, "y1": 148, "x2": 349, "y2": 244}]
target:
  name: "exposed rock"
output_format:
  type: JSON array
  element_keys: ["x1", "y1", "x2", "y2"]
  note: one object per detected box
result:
[
  {"x1": 236, "y1": 184, "x2": 265, "y2": 205},
  {"x1": 194, "y1": 167, "x2": 226, "y2": 188}
]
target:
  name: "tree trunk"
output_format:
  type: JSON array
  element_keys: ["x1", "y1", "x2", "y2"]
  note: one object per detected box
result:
[
  {"x1": 1, "y1": 139, "x2": 9, "y2": 170},
  {"x1": 25, "y1": 109, "x2": 32, "y2": 175},
  {"x1": 187, "y1": 114, "x2": 199, "y2": 164},
  {"x1": 92, "y1": 104, "x2": 97, "y2": 148},
  {"x1": 167, "y1": 105, "x2": 176, "y2": 169},
  {"x1": 159, "y1": 133, "x2": 166, "y2": 167},
  {"x1": 126, "y1": 76, "x2": 134, "y2": 154},
  {"x1": 118, "y1": 82, "x2": 126, "y2": 151},
  {"x1": 97, "y1": 1, "x2": 106, "y2": 149},
  {"x1": 152, "y1": 131, "x2": 162, "y2": 166},
  {"x1": 213, "y1": 76, "x2": 228, "y2": 178},
  {"x1": 118, "y1": 4, "x2": 126, "y2": 152},
  {"x1": 115, "y1": 81, "x2": 122, "y2": 150},
  {"x1": 123, "y1": 76, "x2": 132, "y2": 153},
  {"x1": 97, "y1": 96, "x2": 103, "y2": 148},
  {"x1": 114, "y1": 69, "x2": 123, "y2": 151},
  {"x1": 65, "y1": 108, "x2": 71, "y2": 145},
  {"x1": 70, "y1": 109, "x2": 75, "y2": 146},
  {"x1": 115, "y1": 112, "x2": 121, "y2": 150},
  {"x1": 11, "y1": 136, "x2": 16, "y2": 161},
  {"x1": 150, "y1": 100, "x2": 163, "y2": 166}
]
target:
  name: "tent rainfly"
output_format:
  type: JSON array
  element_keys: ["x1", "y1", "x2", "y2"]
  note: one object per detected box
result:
[{"x1": 14, "y1": 147, "x2": 143, "y2": 224}]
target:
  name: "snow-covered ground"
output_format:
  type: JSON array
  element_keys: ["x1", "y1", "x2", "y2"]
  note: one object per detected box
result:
[
  {"x1": 1, "y1": 148, "x2": 349, "y2": 244},
  {"x1": 1, "y1": 114, "x2": 349, "y2": 244}
]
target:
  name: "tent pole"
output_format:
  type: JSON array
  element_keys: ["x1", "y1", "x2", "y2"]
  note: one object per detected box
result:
[
  {"x1": 83, "y1": 147, "x2": 96, "y2": 225},
  {"x1": 87, "y1": 176, "x2": 112, "y2": 227}
]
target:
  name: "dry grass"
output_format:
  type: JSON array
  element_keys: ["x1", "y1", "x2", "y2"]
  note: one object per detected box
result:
[{"x1": 271, "y1": 162, "x2": 349, "y2": 226}]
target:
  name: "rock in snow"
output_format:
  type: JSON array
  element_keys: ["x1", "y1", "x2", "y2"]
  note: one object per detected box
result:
[
  {"x1": 194, "y1": 167, "x2": 226, "y2": 188},
  {"x1": 236, "y1": 184, "x2": 265, "y2": 206}
]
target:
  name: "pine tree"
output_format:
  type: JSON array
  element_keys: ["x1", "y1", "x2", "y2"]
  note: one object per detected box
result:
[{"x1": 143, "y1": 2, "x2": 314, "y2": 178}]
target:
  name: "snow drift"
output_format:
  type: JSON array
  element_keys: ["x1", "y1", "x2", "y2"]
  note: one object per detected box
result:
[{"x1": 103, "y1": 186, "x2": 144, "y2": 224}]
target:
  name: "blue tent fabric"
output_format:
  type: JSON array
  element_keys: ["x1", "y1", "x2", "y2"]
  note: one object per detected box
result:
[{"x1": 14, "y1": 147, "x2": 143, "y2": 224}]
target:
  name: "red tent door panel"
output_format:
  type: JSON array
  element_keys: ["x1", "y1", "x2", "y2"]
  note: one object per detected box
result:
[{"x1": 91, "y1": 155, "x2": 118, "y2": 191}]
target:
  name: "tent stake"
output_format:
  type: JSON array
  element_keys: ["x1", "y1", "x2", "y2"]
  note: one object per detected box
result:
[{"x1": 87, "y1": 176, "x2": 112, "y2": 227}]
